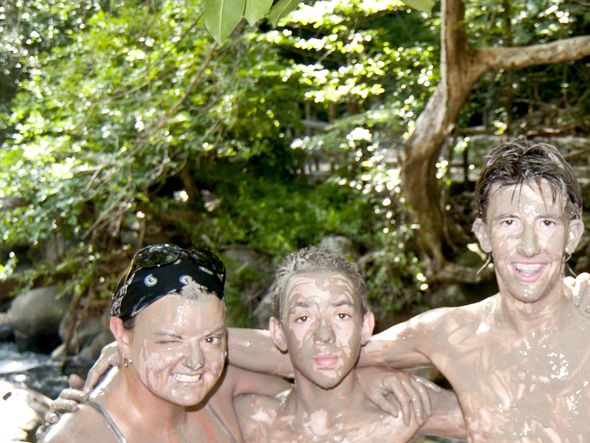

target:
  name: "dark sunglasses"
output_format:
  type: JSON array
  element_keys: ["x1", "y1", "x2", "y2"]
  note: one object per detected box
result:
[{"x1": 118, "y1": 243, "x2": 226, "y2": 290}]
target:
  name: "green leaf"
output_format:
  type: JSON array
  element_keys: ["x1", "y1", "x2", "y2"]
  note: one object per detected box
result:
[
  {"x1": 203, "y1": 0, "x2": 247, "y2": 44},
  {"x1": 401, "y1": 0, "x2": 435, "y2": 13},
  {"x1": 244, "y1": 0, "x2": 273, "y2": 25},
  {"x1": 268, "y1": 0, "x2": 301, "y2": 26}
]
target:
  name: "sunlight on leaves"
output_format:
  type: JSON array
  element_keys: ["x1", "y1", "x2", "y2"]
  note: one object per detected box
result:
[{"x1": 402, "y1": 0, "x2": 435, "y2": 13}]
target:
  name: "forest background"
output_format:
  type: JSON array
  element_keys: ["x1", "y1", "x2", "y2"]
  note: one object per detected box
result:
[{"x1": 1, "y1": 0, "x2": 590, "y2": 359}]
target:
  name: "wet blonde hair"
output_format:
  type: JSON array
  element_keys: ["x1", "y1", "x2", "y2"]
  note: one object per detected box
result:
[{"x1": 270, "y1": 246, "x2": 369, "y2": 319}]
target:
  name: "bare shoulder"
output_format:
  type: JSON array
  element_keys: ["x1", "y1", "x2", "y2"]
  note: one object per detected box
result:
[
  {"x1": 40, "y1": 404, "x2": 116, "y2": 443},
  {"x1": 380, "y1": 295, "x2": 497, "y2": 337},
  {"x1": 436, "y1": 295, "x2": 498, "y2": 324}
]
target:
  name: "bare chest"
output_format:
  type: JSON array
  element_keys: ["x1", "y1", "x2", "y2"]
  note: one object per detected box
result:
[
  {"x1": 433, "y1": 322, "x2": 590, "y2": 442},
  {"x1": 267, "y1": 412, "x2": 419, "y2": 443}
]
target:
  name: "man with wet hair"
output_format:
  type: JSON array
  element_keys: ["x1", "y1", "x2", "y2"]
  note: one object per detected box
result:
[
  {"x1": 234, "y1": 246, "x2": 465, "y2": 442},
  {"x1": 230, "y1": 138, "x2": 590, "y2": 442}
]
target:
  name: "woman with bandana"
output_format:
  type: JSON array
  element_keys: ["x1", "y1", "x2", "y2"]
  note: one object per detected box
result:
[{"x1": 41, "y1": 244, "x2": 289, "y2": 443}]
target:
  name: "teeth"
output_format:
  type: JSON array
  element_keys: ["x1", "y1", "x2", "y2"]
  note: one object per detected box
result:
[
  {"x1": 514, "y1": 263, "x2": 543, "y2": 274},
  {"x1": 171, "y1": 373, "x2": 202, "y2": 383}
]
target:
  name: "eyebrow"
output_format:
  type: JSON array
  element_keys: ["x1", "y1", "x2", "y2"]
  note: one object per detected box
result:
[
  {"x1": 332, "y1": 300, "x2": 354, "y2": 308},
  {"x1": 287, "y1": 298, "x2": 355, "y2": 313},
  {"x1": 492, "y1": 211, "x2": 563, "y2": 221},
  {"x1": 288, "y1": 302, "x2": 310, "y2": 313}
]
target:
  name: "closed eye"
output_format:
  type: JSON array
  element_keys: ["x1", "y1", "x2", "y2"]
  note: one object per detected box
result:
[{"x1": 155, "y1": 340, "x2": 178, "y2": 345}]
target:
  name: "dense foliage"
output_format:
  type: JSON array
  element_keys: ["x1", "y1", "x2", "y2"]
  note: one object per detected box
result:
[{"x1": 1, "y1": 0, "x2": 588, "y2": 332}]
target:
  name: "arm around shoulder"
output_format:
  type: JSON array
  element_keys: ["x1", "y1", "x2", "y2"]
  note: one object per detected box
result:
[
  {"x1": 225, "y1": 364, "x2": 291, "y2": 398},
  {"x1": 228, "y1": 327, "x2": 293, "y2": 377},
  {"x1": 39, "y1": 406, "x2": 117, "y2": 443},
  {"x1": 420, "y1": 389, "x2": 466, "y2": 440},
  {"x1": 360, "y1": 308, "x2": 450, "y2": 369}
]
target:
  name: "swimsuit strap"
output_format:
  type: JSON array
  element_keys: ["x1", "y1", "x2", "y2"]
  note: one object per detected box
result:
[
  {"x1": 204, "y1": 403, "x2": 239, "y2": 443},
  {"x1": 86, "y1": 399, "x2": 128, "y2": 443}
]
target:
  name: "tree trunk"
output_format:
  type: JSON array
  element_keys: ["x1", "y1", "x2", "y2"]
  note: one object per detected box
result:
[{"x1": 400, "y1": 0, "x2": 590, "y2": 278}]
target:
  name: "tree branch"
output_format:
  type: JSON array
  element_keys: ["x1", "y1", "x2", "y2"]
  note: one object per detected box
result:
[{"x1": 478, "y1": 36, "x2": 590, "y2": 71}]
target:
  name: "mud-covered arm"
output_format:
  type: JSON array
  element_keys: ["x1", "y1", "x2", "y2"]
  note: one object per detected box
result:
[
  {"x1": 419, "y1": 389, "x2": 466, "y2": 439},
  {"x1": 228, "y1": 328, "x2": 294, "y2": 377},
  {"x1": 224, "y1": 364, "x2": 291, "y2": 398},
  {"x1": 359, "y1": 310, "x2": 445, "y2": 369},
  {"x1": 357, "y1": 367, "x2": 442, "y2": 426},
  {"x1": 564, "y1": 272, "x2": 590, "y2": 316}
]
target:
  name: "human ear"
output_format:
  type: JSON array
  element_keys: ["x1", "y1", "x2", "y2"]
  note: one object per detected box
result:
[
  {"x1": 360, "y1": 311, "x2": 375, "y2": 345},
  {"x1": 473, "y1": 218, "x2": 492, "y2": 253},
  {"x1": 269, "y1": 317, "x2": 288, "y2": 352},
  {"x1": 109, "y1": 317, "x2": 132, "y2": 358},
  {"x1": 566, "y1": 219, "x2": 585, "y2": 255}
]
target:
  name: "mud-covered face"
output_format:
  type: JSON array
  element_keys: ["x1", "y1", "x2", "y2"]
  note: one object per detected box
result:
[
  {"x1": 277, "y1": 272, "x2": 371, "y2": 389},
  {"x1": 474, "y1": 180, "x2": 583, "y2": 305},
  {"x1": 127, "y1": 293, "x2": 227, "y2": 407}
]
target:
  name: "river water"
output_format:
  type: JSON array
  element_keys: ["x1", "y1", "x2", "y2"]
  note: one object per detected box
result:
[{"x1": 0, "y1": 342, "x2": 91, "y2": 399}]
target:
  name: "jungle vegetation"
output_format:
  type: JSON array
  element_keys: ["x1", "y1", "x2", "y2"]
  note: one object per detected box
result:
[{"x1": 1, "y1": 0, "x2": 589, "y2": 344}]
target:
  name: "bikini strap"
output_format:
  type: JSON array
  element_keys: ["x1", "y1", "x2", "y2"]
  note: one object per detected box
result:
[
  {"x1": 86, "y1": 399, "x2": 128, "y2": 443},
  {"x1": 205, "y1": 403, "x2": 239, "y2": 443}
]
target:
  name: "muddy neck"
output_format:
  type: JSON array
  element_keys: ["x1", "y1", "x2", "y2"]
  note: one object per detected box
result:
[
  {"x1": 496, "y1": 281, "x2": 574, "y2": 333},
  {"x1": 288, "y1": 369, "x2": 368, "y2": 425}
]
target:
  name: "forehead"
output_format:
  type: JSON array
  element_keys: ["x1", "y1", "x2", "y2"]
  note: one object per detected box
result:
[
  {"x1": 284, "y1": 272, "x2": 357, "y2": 305},
  {"x1": 486, "y1": 180, "x2": 566, "y2": 218},
  {"x1": 135, "y1": 293, "x2": 226, "y2": 333}
]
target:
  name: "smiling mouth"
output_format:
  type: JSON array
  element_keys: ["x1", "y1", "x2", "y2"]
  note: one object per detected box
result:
[
  {"x1": 513, "y1": 263, "x2": 545, "y2": 281},
  {"x1": 171, "y1": 373, "x2": 203, "y2": 383}
]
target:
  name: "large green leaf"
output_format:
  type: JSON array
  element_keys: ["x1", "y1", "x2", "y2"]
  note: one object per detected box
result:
[
  {"x1": 267, "y1": 0, "x2": 301, "y2": 26},
  {"x1": 203, "y1": 0, "x2": 246, "y2": 44},
  {"x1": 402, "y1": 0, "x2": 435, "y2": 13},
  {"x1": 244, "y1": 0, "x2": 273, "y2": 25}
]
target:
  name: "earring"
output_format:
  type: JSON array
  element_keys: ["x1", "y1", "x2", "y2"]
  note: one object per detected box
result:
[
  {"x1": 476, "y1": 254, "x2": 492, "y2": 279},
  {"x1": 123, "y1": 356, "x2": 133, "y2": 367},
  {"x1": 564, "y1": 252, "x2": 577, "y2": 277}
]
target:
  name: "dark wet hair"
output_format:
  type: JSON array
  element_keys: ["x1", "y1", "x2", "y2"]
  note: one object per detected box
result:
[
  {"x1": 270, "y1": 246, "x2": 369, "y2": 319},
  {"x1": 475, "y1": 138, "x2": 582, "y2": 220}
]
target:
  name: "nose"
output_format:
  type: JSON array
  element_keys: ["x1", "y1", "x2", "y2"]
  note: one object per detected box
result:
[
  {"x1": 517, "y1": 224, "x2": 540, "y2": 256},
  {"x1": 184, "y1": 341, "x2": 204, "y2": 370},
  {"x1": 314, "y1": 318, "x2": 335, "y2": 344}
]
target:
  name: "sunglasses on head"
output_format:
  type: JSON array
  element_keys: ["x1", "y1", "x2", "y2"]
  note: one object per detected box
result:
[{"x1": 117, "y1": 243, "x2": 226, "y2": 291}]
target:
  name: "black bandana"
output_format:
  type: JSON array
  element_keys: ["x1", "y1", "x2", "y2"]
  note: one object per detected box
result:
[{"x1": 110, "y1": 256, "x2": 224, "y2": 321}]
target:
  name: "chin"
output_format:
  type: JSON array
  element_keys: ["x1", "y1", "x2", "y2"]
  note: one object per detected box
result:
[{"x1": 309, "y1": 372, "x2": 347, "y2": 390}]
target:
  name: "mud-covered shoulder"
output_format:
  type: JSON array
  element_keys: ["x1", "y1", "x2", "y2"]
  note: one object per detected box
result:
[{"x1": 39, "y1": 404, "x2": 115, "y2": 443}]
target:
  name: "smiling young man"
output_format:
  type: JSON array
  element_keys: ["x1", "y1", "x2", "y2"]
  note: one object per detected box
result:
[
  {"x1": 360, "y1": 139, "x2": 590, "y2": 441},
  {"x1": 234, "y1": 247, "x2": 465, "y2": 442},
  {"x1": 229, "y1": 139, "x2": 590, "y2": 442}
]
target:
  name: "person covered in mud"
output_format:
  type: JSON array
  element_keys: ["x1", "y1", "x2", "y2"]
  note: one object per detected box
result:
[
  {"x1": 41, "y1": 244, "x2": 290, "y2": 443},
  {"x1": 40, "y1": 245, "x2": 436, "y2": 442},
  {"x1": 230, "y1": 138, "x2": 590, "y2": 442},
  {"x1": 233, "y1": 246, "x2": 466, "y2": 442}
]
